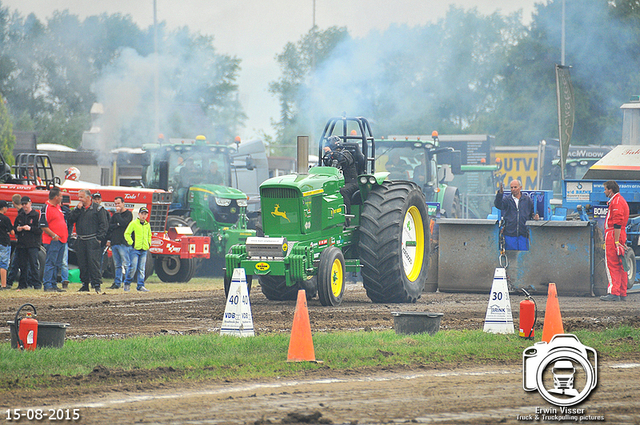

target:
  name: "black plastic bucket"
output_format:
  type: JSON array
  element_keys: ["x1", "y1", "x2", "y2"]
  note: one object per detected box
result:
[
  {"x1": 8, "y1": 321, "x2": 70, "y2": 349},
  {"x1": 392, "y1": 312, "x2": 443, "y2": 335}
]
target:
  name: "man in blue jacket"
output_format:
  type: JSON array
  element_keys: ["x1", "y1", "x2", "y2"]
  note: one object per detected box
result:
[{"x1": 494, "y1": 180, "x2": 539, "y2": 251}]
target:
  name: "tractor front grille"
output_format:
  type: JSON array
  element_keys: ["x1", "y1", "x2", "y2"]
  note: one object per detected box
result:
[
  {"x1": 150, "y1": 202, "x2": 170, "y2": 232},
  {"x1": 261, "y1": 188, "x2": 298, "y2": 199}
]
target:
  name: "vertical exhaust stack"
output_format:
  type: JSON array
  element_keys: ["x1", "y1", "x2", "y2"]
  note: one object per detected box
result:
[
  {"x1": 621, "y1": 96, "x2": 640, "y2": 145},
  {"x1": 297, "y1": 136, "x2": 309, "y2": 174}
]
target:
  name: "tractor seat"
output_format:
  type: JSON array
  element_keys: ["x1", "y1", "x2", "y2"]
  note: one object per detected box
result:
[{"x1": 341, "y1": 142, "x2": 366, "y2": 175}]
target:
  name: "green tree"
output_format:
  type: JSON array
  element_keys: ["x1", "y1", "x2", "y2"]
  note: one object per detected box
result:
[
  {"x1": 269, "y1": 10, "x2": 522, "y2": 143},
  {"x1": 0, "y1": 94, "x2": 15, "y2": 164},
  {"x1": 0, "y1": 5, "x2": 244, "y2": 148},
  {"x1": 35, "y1": 106, "x2": 90, "y2": 148},
  {"x1": 169, "y1": 30, "x2": 246, "y2": 140},
  {"x1": 485, "y1": 0, "x2": 640, "y2": 146},
  {"x1": 269, "y1": 26, "x2": 349, "y2": 150}
]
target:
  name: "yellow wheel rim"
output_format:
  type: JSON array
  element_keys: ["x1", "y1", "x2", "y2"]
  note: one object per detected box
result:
[
  {"x1": 402, "y1": 206, "x2": 425, "y2": 281},
  {"x1": 330, "y1": 258, "x2": 344, "y2": 297}
]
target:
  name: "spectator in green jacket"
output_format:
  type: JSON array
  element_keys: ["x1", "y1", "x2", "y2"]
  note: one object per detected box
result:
[{"x1": 123, "y1": 207, "x2": 152, "y2": 292}]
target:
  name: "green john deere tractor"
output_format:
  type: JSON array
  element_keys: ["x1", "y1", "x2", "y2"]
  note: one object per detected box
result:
[
  {"x1": 143, "y1": 136, "x2": 255, "y2": 281},
  {"x1": 225, "y1": 116, "x2": 430, "y2": 306}
]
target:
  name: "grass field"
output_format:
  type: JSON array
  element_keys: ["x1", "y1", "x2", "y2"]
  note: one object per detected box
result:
[
  {"x1": 1, "y1": 326, "x2": 638, "y2": 391},
  {"x1": 0, "y1": 276, "x2": 224, "y2": 299}
]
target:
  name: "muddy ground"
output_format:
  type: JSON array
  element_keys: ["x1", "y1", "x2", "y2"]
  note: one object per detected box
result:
[{"x1": 1, "y1": 281, "x2": 639, "y2": 424}]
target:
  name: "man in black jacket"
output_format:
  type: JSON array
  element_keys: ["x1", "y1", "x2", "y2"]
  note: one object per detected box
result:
[
  {"x1": 106, "y1": 196, "x2": 133, "y2": 290},
  {"x1": 92, "y1": 192, "x2": 111, "y2": 233},
  {"x1": 68, "y1": 189, "x2": 109, "y2": 293},
  {"x1": 14, "y1": 196, "x2": 42, "y2": 290}
]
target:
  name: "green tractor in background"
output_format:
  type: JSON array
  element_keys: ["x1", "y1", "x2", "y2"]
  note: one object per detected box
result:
[
  {"x1": 226, "y1": 116, "x2": 431, "y2": 306},
  {"x1": 143, "y1": 136, "x2": 256, "y2": 281},
  {"x1": 374, "y1": 132, "x2": 463, "y2": 218}
]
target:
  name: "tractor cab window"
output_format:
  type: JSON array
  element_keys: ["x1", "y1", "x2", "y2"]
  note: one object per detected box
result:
[
  {"x1": 203, "y1": 160, "x2": 225, "y2": 185},
  {"x1": 167, "y1": 149, "x2": 230, "y2": 191},
  {"x1": 143, "y1": 151, "x2": 164, "y2": 189},
  {"x1": 178, "y1": 157, "x2": 202, "y2": 187},
  {"x1": 375, "y1": 147, "x2": 416, "y2": 181},
  {"x1": 449, "y1": 168, "x2": 498, "y2": 219}
]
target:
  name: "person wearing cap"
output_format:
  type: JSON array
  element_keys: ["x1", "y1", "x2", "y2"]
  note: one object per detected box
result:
[
  {"x1": 13, "y1": 196, "x2": 42, "y2": 290},
  {"x1": 323, "y1": 135, "x2": 358, "y2": 223},
  {"x1": 92, "y1": 192, "x2": 111, "y2": 230},
  {"x1": 39, "y1": 187, "x2": 68, "y2": 292},
  {"x1": 123, "y1": 207, "x2": 152, "y2": 292},
  {"x1": 68, "y1": 189, "x2": 109, "y2": 293},
  {"x1": 92, "y1": 192, "x2": 111, "y2": 274},
  {"x1": 106, "y1": 196, "x2": 133, "y2": 290},
  {"x1": 0, "y1": 200, "x2": 14, "y2": 289}
]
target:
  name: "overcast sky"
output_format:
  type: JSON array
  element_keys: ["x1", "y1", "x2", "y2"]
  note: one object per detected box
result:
[{"x1": 2, "y1": 0, "x2": 545, "y2": 140}]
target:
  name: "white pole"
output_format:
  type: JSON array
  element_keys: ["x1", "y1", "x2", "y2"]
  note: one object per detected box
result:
[
  {"x1": 561, "y1": 0, "x2": 565, "y2": 66},
  {"x1": 153, "y1": 0, "x2": 160, "y2": 141}
]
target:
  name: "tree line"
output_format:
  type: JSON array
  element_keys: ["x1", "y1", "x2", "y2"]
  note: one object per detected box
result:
[
  {"x1": 0, "y1": 0, "x2": 639, "y2": 160},
  {"x1": 0, "y1": 3, "x2": 243, "y2": 156},
  {"x1": 270, "y1": 0, "x2": 640, "y2": 152}
]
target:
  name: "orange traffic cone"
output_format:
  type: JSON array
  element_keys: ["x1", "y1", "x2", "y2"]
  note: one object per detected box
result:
[
  {"x1": 541, "y1": 283, "x2": 564, "y2": 343},
  {"x1": 287, "y1": 290, "x2": 316, "y2": 362}
]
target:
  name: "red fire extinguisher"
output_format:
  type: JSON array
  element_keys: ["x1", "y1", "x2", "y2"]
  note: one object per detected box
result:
[
  {"x1": 519, "y1": 289, "x2": 537, "y2": 340},
  {"x1": 15, "y1": 303, "x2": 38, "y2": 351}
]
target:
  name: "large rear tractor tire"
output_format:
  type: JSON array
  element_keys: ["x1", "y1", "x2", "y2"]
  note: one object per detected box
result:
[
  {"x1": 359, "y1": 181, "x2": 430, "y2": 303},
  {"x1": 625, "y1": 248, "x2": 637, "y2": 290},
  {"x1": 317, "y1": 246, "x2": 346, "y2": 306},
  {"x1": 592, "y1": 226, "x2": 608, "y2": 296},
  {"x1": 442, "y1": 186, "x2": 461, "y2": 218}
]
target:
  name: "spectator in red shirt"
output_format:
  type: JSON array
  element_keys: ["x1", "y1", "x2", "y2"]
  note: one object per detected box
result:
[{"x1": 40, "y1": 187, "x2": 68, "y2": 292}]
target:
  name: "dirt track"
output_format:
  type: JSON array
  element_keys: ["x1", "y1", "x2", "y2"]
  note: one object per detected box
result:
[
  {"x1": 1, "y1": 281, "x2": 639, "y2": 341},
  {"x1": 1, "y1": 281, "x2": 639, "y2": 424}
]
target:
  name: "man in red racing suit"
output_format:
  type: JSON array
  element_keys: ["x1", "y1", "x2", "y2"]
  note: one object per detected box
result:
[{"x1": 601, "y1": 180, "x2": 630, "y2": 301}]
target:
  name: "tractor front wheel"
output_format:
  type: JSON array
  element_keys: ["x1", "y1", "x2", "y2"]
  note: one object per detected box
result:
[
  {"x1": 155, "y1": 215, "x2": 199, "y2": 282},
  {"x1": 359, "y1": 181, "x2": 429, "y2": 303},
  {"x1": 258, "y1": 275, "x2": 299, "y2": 301},
  {"x1": 259, "y1": 275, "x2": 316, "y2": 301},
  {"x1": 318, "y1": 247, "x2": 345, "y2": 306},
  {"x1": 154, "y1": 255, "x2": 196, "y2": 282}
]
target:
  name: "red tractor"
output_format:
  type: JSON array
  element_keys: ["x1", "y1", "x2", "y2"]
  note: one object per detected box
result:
[{"x1": 0, "y1": 153, "x2": 209, "y2": 282}]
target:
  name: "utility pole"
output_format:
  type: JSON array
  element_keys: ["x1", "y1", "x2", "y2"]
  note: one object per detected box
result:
[
  {"x1": 561, "y1": 0, "x2": 565, "y2": 66},
  {"x1": 310, "y1": 0, "x2": 317, "y2": 148},
  {"x1": 153, "y1": 0, "x2": 160, "y2": 141}
]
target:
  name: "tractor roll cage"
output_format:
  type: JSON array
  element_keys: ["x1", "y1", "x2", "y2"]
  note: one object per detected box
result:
[
  {"x1": 318, "y1": 116, "x2": 376, "y2": 174},
  {"x1": 12, "y1": 153, "x2": 60, "y2": 187}
]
